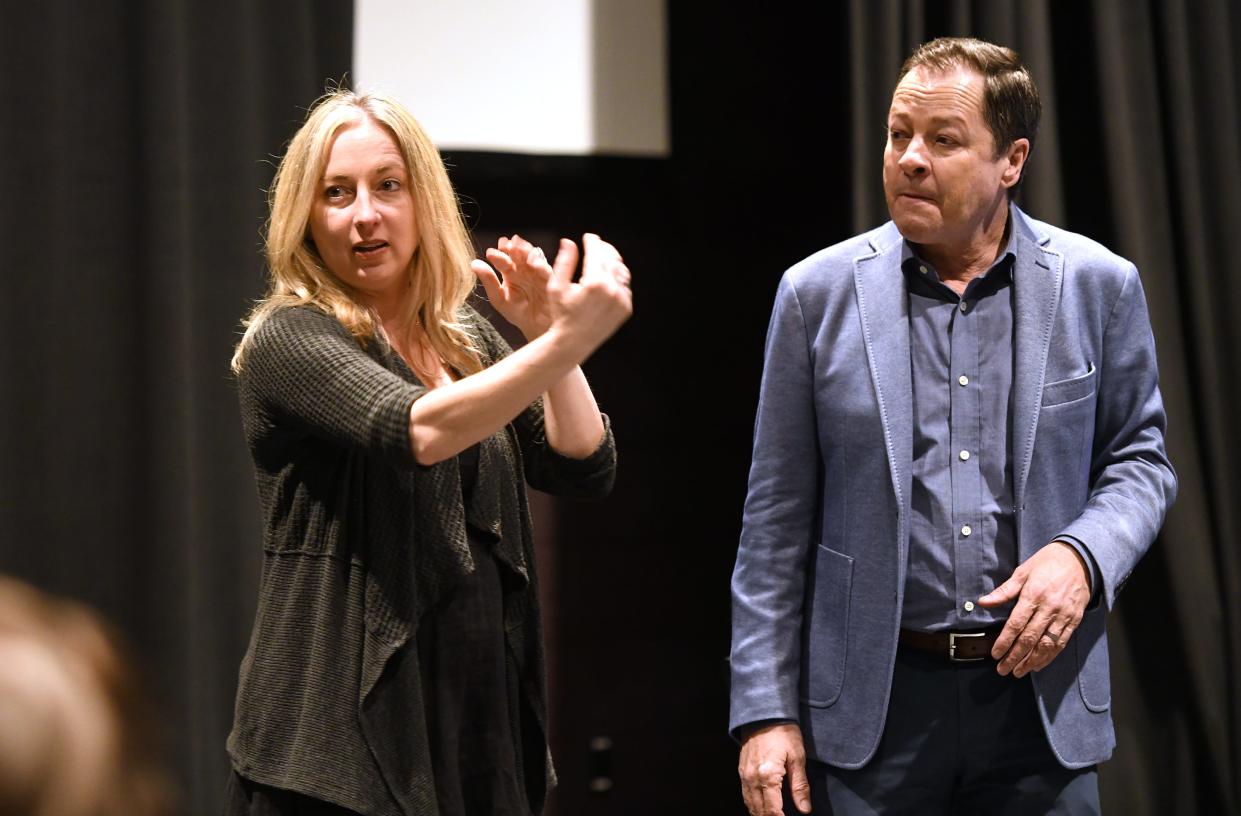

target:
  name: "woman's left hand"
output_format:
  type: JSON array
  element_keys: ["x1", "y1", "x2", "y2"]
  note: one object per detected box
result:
[{"x1": 472, "y1": 235, "x2": 556, "y2": 340}]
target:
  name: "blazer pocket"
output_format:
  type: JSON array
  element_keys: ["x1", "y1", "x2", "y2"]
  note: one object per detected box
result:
[
  {"x1": 801, "y1": 544, "x2": 853, "y2": 708},
  {"x1": 1041, "y1": 362, "x2": 1097, "y2": 407},
  {"x1": 1074, "y1": 613, "x2": 1111, "y2": 712}
]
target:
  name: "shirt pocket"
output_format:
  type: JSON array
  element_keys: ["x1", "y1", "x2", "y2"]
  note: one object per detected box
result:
[{"x1": 1041, "y1": 362, "x2": 1097, "y2": 407}]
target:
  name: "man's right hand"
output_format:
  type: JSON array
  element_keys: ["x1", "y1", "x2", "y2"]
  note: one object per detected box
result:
[{"x1": 738, "y1": 722, "x2": 812, "y2": 815}]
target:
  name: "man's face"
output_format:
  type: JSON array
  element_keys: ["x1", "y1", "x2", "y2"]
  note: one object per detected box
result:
[{"x1": 882, "y1": 65, "x2": 1026, "y2": 251}]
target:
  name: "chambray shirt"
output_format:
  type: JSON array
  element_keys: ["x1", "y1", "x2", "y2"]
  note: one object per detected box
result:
[{"x1": 899, "y1": 236, "x2": 1095, "y2": 632}]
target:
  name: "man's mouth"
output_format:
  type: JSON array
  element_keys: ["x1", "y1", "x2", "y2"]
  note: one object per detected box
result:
[{"x1": 353, "y1": 241, "x2": 389, "y2": 257}]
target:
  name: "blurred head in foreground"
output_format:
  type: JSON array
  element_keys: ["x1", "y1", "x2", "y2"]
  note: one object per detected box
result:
[{"x1": 0, "y1": 576, "x2": 177, "y2": 816}]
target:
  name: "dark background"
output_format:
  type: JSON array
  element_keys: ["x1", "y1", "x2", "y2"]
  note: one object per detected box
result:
[{"x1": 1, "y1": 1, "x2": 1238, "y2": 814}]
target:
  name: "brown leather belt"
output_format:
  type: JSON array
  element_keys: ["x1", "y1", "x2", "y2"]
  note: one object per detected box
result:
[{"x1": 898, "y1": 627, "x2": 1002, "y2": 663}]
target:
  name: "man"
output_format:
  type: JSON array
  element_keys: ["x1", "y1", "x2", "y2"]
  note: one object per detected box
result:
[{"x1": 730, "y1": 37, "x2": 1175, "y2": 815}]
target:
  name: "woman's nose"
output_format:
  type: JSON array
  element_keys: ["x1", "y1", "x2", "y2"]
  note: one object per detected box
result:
[{"x1": 353, "y1": 191, "x2": 380, "y2": 228}]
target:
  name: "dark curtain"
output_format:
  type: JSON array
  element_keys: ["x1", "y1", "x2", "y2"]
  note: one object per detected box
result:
[
  {"x1": 846, "y1": 1, "x2": 1241, "y2": 812},
  {"x1": 0, "y1": 2, "x2": 351, "y2": 812},
  {"x1": 1, "y1": 2, "x2": 1238, "y2": 815}
]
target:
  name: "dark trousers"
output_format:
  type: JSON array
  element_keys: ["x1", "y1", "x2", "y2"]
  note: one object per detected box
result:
[{"x1": 786, "y1": 648, "x2": 1100, "y2": 815}]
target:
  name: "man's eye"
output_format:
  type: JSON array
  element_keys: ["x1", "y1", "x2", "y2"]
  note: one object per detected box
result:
[
  {"x1": 888, "y1": 129, "x2": 908, "y2": 142},
  {"x1": 935, "y1": 135, "x2": 957, "y2": 146}
]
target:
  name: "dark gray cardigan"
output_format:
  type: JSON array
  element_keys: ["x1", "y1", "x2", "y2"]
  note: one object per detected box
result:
[{"x1": 227, "y1": 305, "x2": 615, "y2": 815}]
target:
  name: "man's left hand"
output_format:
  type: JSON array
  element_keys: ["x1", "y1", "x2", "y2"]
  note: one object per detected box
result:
[{"x1": 977, "y1": 541, "x2": 1091, "y2": 678}]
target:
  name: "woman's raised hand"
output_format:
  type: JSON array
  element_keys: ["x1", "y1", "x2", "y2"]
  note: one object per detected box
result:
[
  {"x1": 472, "y1": 234, "x2": 632, "y2": 354},
  {"x1": 471, "y1": 235, "x2": 555, "y2": 340}
]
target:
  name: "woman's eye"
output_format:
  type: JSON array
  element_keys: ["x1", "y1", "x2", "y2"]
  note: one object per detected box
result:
[
  {"x1": 380, "y1": 179, "x2": 401, "y2": 192},
  {"x1": 325, "y1": 185, "x2": 345, "y2": 199}
]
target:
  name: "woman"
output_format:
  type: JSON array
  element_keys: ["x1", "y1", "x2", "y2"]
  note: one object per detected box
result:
[{"x1": 224, "y1": 89, "x2": 631, "y2": 816}]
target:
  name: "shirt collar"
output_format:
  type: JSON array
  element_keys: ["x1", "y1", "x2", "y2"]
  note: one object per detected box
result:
[{"x1": 900, "y1": 207, "x2": 1019, "y2": 299}]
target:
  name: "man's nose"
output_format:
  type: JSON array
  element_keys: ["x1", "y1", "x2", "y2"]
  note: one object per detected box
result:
[{"x1": 898, "y1": 137, "x2": 930, "y2": 176}]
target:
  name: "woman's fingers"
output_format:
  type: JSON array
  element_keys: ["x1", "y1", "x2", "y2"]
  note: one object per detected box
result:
[
  {"x1": 551, "y1": 238, "x2": 579, "y2": 286},
  {"x1": 471, "y1": 259, "x2": 504, "y2": 302},
  {"x1": 581, "y1": 233, "x2": 623, "y2": 277},
  {"x1": 484, "y1": 247, "x2": 517, "y2": 281}
]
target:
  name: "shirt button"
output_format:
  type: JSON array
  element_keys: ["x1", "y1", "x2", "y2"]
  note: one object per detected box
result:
[
  {"x1": 958, "y1": 374, "x2": 969, "y2": 386},
  {"x1": 961, "y1": 525, "x2": 972, "y2": 537},
  {"x1": 918, "y1": 265, "x2": 928, "y2": 275},
  {"x1": 959, "y1": 450, "x2": 970, "y2": 461},
  {"x1": 963, "y1": 601, "x2": 975, "y2": 612},
  {"x1": 959, "y1": 301, "x2": 968, "y2": 312}
]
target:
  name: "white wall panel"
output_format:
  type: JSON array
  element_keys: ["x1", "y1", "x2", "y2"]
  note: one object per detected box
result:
[{"x1": 354, "y1": 0, "x2": 667, "y2": 156}]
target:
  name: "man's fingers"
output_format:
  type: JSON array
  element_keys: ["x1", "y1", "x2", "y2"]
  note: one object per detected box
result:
[
  {"x1": 1013, "y1": 631, "x2": 1061, "y2": 676},
  {"x1": 741, "y1": 759, "x2": 786, "y2": 816},
  {"x1": 977, "y1": 572, "x2": 1024, "y2": 607},
  {"x1": 990, "y1": 594, "x2": 1034, "y2": 661},
  {"x1": 757, "y1": 760, "x2": 786, "y2": 816},
  {"x1": 761, "y1": 785, "x2": 786, "y2": 816},
  {"x1": 996, "y1": 606, "x2": 1055, "y2": 674},
  {"x1": 1017, "y1": 614, "x2": 1080, "y2": 676},
  {"x1": 786, "y1": 753, "x2": 812, "y2": 814},
  {"x1": 740, "y1": 776, "x2": 764, "y2": 816}
]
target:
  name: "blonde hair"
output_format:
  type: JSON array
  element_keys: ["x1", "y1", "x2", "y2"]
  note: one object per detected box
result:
[{"x1": 232, "y1": 88, "x2": 481, "y2": 376}]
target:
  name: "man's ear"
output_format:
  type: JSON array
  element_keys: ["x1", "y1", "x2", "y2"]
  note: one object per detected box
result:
[{"x1": 1001, "y1": 138, "x2": 1031, "y2": 189}]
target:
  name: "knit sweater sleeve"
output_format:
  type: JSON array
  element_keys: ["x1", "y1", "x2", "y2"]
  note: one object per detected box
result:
[
  {"x1": 469, "y1": 308, "x2": 617, "y2": 499},
  {"x1": 240, "y1": 306, "x2": 424, "y2": 469}
]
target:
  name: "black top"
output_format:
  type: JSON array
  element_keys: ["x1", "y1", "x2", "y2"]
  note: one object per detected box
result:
[
  {"x1": 417, "y1": 443, "x2": 531, "y2": 816},
  {"x1": 227, "y1": 305, "x2": 616, "y2": 815}
]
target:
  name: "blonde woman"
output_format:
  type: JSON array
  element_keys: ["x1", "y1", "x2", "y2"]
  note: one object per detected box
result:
[{"x1": 224, "y1": 89, "x2": 631, "y2": 816}]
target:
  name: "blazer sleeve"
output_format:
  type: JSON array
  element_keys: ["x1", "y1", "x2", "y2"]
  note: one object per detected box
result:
[
  {"x1": 1056, "y1": 264, "x2": 1177, "y2": 609},
  {"x1": 729, "y1": 274, "x2": 822, "y2": 737},
  {"x1": 470, "y1": 310, "x2": 617, "y2": 499},
  {"x1": 240, "y1": 306, "x2": 425, "y2": 469}
]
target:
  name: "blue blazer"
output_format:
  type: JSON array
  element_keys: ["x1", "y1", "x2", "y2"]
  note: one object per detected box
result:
[{"x1": 729, "y1": 206, "x2": 1176, "y2": 769}]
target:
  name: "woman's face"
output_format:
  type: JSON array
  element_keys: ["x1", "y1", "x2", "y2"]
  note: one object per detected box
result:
[{"x1": 309, "y1": 117, "x2": 419, "y2": 309}]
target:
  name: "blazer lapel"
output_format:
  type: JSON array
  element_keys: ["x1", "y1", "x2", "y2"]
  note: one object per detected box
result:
[
  {"x1": 854, "y1": 236, "x2": 913, "y2": 561},
  {"x1": 1010, "y1": 209, "x2": 1062, "y2": 514}
]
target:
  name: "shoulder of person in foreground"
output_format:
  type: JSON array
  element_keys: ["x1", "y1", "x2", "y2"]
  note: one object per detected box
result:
[{"x1": 0, "y1": 576, "x2": 180, "y2": 816}]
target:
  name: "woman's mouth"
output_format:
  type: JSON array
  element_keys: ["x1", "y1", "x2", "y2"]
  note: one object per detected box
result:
[{"x1": 353, "y1": 241, "x2": 389, "y2": 257}]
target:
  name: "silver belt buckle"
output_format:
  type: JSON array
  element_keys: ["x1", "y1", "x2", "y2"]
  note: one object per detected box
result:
[{"x1": 948, "y1": 631, "x2": 987, "y2": 663}]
